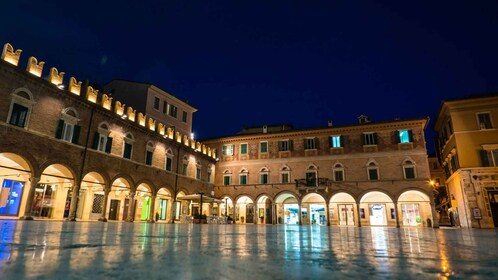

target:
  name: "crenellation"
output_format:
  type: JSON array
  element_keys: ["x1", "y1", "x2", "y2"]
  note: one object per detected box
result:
[
  {"x1": 49, "y1": 67, "x2": 65, "y2": 86},
  {"x1": 1, "y1": 43, "x2": 22, "y2": 66},
  {"x1": 86, "y1": 86, "x2": 98, "y2": 103},
  {"x1": 26, "y1": 56, "x2": 45, "y2": 77},
  {"x1": 68, "y1": 77, "x2": 82, "y2": 95}
]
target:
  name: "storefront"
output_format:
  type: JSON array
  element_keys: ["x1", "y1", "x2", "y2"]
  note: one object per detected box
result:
[{"x1": 0, "y1": 179, "x2": 24, "y2": 215}]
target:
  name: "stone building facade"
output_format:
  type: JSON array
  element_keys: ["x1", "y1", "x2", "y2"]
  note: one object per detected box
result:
[
  {"x1": 0, "y1": 43, "x2": 217, "y2": 223},
  {"x1": 204, "y1": 117, "x2": 438, "y2": 228}
]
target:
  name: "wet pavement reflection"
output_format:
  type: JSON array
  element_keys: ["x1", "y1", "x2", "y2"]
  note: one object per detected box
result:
[{"x1": 0, "y1": 221, "x2": 497, "y2": 279}]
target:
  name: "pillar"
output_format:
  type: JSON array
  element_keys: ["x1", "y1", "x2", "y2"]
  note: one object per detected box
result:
[
  {"x1": 98, "y1": 187, "x2": 110, "y2": 222},
  {"x1": 430, "y1": 201, "x2": 439, "y2": 228},
  {"x1": 298, "y1": 202, "x2": 302, "y2": 225},
  {"x1": 356, "y1": 203, "x2": 362, "y2": 227},
  {"x1": 67, "y1": 178, "x2": 82, "y2": 221},
  {"x1": 127, "y1": 190, "x2": 136, "y2": 222},
  {"x1": 325, "y1": 203, "x2": 330, "y2": 226},
  {"x1": 21, "y1": 177, "x2": 40, "y2": 220},
  {"x1": 394, "y1": 202, "x2": 400, "y2": 228},
  {"x1": 272, "y1": 203, "x2": 276, "y2": 225},
  {"x1": 148, "y1": 194, "x2": 157, "y2": 223}
]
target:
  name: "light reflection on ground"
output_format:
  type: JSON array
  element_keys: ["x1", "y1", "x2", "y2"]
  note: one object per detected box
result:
[{"x1": 0, "y1": 221, "x2": 497, "y2": 279}]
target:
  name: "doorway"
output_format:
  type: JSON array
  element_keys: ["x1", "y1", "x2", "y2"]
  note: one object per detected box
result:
[
  {"x1": 489, "y1": 191, "x2": 498, "y2": 227},
  {"x1": 246, "y1": 203, "x2": 255, "y2": 223},
  {"x1": 122, "y1": 198, "x2": 130, "y2": 221},
  {"x1": 0, "y1": 179, "x2": 24, "y2": 216},
  {"x1": 159, "y1": 199, "x2": 168, "y2": 220},
  {"x1": 369, "y1": 204, "x2": 387, "y2": 226},
  {"x1": 109, "y1": 199, "x2": 120, "y2": 220},
  {"x1": 338, "y1": 204, "x2": 355, "y2": 226}
]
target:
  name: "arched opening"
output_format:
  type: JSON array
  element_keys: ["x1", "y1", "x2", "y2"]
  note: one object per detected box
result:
[
  {"x1": 107, "y1": 177, "x2": 132, "y2": 221},
  {"x1": 360, "y1": 191, "x2": 394, "y2": 226},
  {"x1": 155, "y1": 187, "x2": 172, "y2": 222},
  {"x1": 329, "y1": 192, "x2": 356, "y2": 226},
  {"x1": 398, "y1": 190, "x2": 432, "y2": 227},
  {"x1": 36, "y1": 164, "x2": 74, "y2": 219},
  {"x1": 256, "y1": 195, "x2": 272, "y2": 224},
  {"x1": 220, "y1": 196, "x2": 234, "y2": 221},
  {"x1": 135, "y1": 184, "x2": 152, "y2": 221},
  {"x1": 275, "y1": 193, "x2": 299, "y2": 225},
  {"x1": 80, "y1": 171, "x2": 106, "y2": 221},
  {"x1": 0, "y1": 153, "x2": 32, "y2": 217},
  {"x1": 174, "y1": 191, "x2": 187, "y2": 221},
  {"x1": 235, "y1": 196, "x2": 254, "y2": 224},
  {"x1": 302, "y1": 193, "x2": 326, "y2": 226}
]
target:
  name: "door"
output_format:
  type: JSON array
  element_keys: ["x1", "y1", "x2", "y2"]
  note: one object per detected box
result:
[
  {"x1": 246, "y1": 203, "x2": 254, "y2": 223},
  {"x1": 0, "y1": 180, "x2": 24, "y2": 216},
  {"x1": 109, "y1": 199, "x2": 120, "y2": 220},
  {"x1": 122, "y1": 198, "x2": 130, "y2": 221},
  {"x1": 159, "y1": 199, "x2": 167, "y2": 220},
  {"x1": 31, "y1": 184, "x2": 55, "y2": 218},
  {"x1": 369, "y1": 204, "x2": 387, "y2": 226},
  {"x1": 489, "y1": 192, "x2": 498, "y2": 227},
  {"x1": 338, "y1": 204, "x2": 355, "y2": 226}
]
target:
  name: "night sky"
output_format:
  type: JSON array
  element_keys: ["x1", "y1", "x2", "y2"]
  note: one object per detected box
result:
[{"x1": 2, "y1": 1, "x2": 498, "y2": 153}]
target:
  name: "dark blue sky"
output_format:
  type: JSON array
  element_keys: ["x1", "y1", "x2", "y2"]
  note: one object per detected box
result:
[{"x1": 2, "y1": 1, "x2": 498, "y2": 153}]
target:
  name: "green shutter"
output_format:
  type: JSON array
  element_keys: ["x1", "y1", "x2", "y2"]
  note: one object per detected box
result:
[
  {"x1": 289, "y1": 140, "x2": 293, "y2": 151},
  {"x1": 315, "y1": 138, "x2": 320, "y2": 149},
  {"x1": 55, "y1": 120, "x2": 64, "y2": 139},
  {"x1": 71, "y1": 125, "x2": 81, "y2": 144},
  {"x1": 408, "y1": 130, "x2": 414, "y2": 142},
  {"x1": 328, "y1": 136, "x2": 333, "y2": 148},
  {"x1": 92, "y1": 132, "x2": 100, "y2": 149},
  {"x1": 480, "y1": 150, "x2": 490, "y2": 167},
  {"x1": 361, "y1": 134, "x2": 365, "y2": 145},
  {"x1": 340, "y1": 136, "x2": 345, "y2": 148},
  {"x1": 394, "y1": 131, "x2": 401, "y2": 144},
  {"x1": 105, "y1": 137, "x2": 113, "y2": 153},
  {"x1": 373, "y1": 133, "x2": 378, "y2": 145}
]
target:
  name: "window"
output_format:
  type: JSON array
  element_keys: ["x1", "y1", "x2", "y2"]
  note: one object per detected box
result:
[
  {"x1": 162, "y1": 101, "x2": 167, "y2": 114},
  {"x1": 8, "y1": 90, "x2": 35, "y2": 128},
  {"x1": 240, "y1": 143, "x2": 248, "y2": 155},
  {"x1": 259, "y1": 167, "x2": 269, "y2": 184},
  {"x1": 333, "y1": 163, "x2": 344, "y2": 181},
  {"x1": 222, "y1": 144, "x2": 234, "y2": 156},
  {"x1": 165, "y1": 156, "x2": 173, "y2": 171},
  {"x1": 182, "y1": 111, "x2": 188, "y2": 123},
  {"x1": 239, "y1": 169, "x2": 248, "y2": 185},
  {"x1": 362, "y1": 133, "x2": 377, "y2": 145},
  {"x1": 278, "y1": 140, "x2": 292, "y2": 151},
  {"x1": 305, "y1": 138, "x2": 318, "y2": 150},
  {"x1": 223, "y1": 170, "x2": 231, "y2": 186},
  {"x1": 167, "y1": 104, "x2": 178, "y2": 118},
  {"x1": 477, "y1": 112, "x2": 493, "y2": 129},
  {"x1": 196, "y1": 161, "x2": 201, "y2": 180},
  {"x1": 9, "y1": 103, "x2": 29, "y2": 127},
  {"x1": 305, "y1": 165, "x2": 317, "y2": 186},
  {"x1": 260, "y1": 141, "x2": 268, "y2": 153},
  {"x1": 207, "y1": 166, "x2": 212, "y2": 183},
  {"x1": 403, "y1": 160, "x2": 416, "y2": 179},
  {"x1": 182, "y1": 156, "x2": 188, "y2": 176},
  {"x1": 280, "y1": 166, "x2": 290, "y2": 183},
  {"x1": 145, "y1": 142, "x2": 154, "y2": 166},
  {"x1": 123, "y1": 133, "x2": 134, "y2": 159},
  {"x1": 55, "y1": 108, "x2": 81, "y2": 144},
  {"x1": 153, "y1": 97, "x2": 160, "y2": 110},
  {"x1": 330, "y1": 135, "x2": 342, "y2": 148},
  {"x1": 397, "y1": 130, "x2": 413, "y2": 143},
  {"x1": 92, "y1": 123, "x2": 112, "y2": 153},
  {"x1": 367, "y1": 162, "x2": 379, "y2": 180},
  {"x1": 480, "y1": 149, "x2": 498, "y2": 167}
]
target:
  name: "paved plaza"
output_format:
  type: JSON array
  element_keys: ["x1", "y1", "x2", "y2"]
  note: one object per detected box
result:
[{"x1": 0, "y1": 221, "x2": 497, "y2": 279}]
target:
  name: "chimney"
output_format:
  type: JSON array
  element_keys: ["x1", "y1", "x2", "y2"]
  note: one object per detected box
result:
[
  {"x1": 358, "y1": 115, "x2": 370, "y2": 124},
  {"x1": 263, "y1": 125, "x2": 268, "y2": 133},
  {"x1": 327, "y1": 120, "x2": 333, "y2": 127}
]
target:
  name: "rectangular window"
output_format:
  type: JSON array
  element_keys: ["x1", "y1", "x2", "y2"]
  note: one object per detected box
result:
[
  {"x1": 207, "y1": 171, "x2": 211, "y2": 183},
  {"x1": 334, "y1": 170, "x2": 344, "y2": 181},
  {"x1": 363, "y1": 133, "x2": 377, "y2": 145},
  {"x1": 182, "y1": 111, "x2": 188, "y2": 123},
  {"x1": 162, "y1": 101, "x2": 167, "y2": 114},
  {"x1": 330, "y1": 136, "x2": 342, "y2": 148},
  {"x1": 223, "y1": 176, "x2": 231, "y2": 186},
  {"x1": 260, "y1": 142, "x2": 268, "y2": 153},
  {"x1": 62, "y1": 123, "x2": 74, "y2": 142},
  {"x1": 153, "y1": 97, "x2": 160, "y2": 110},
  {"x1": 477, "y1": 112, "x2": 492, "y2": 129},
  {"x1": 404, "y1": 167, "x2": 415, "y2": 179},
  {"x1": 145, "y1": 151, "x2": 153, "y2": 166},
  {"x1": 481, "y1": 149, "x2": 498, "y2": 167},
  {"x1": 222, "y1": 144, "x2": 234, "y2": 156},
  {"x1": 240, "y1": 143, "x2": 248, "y2": 155},
  {"x1": 398, "y1": 130, "x2": 411, "y2": 143},
  {"x1": 168, "y1": 104, "x2": 178, "y2": 118},
  {"x1": 306, "y1": 172, "x2": 316, "y2": 186},
  {"x1": 260, "y1": 174, "x2": 268, "y2": 184},
  {"x1": 368, "y1": 168, "x2": 379, "y2": 180},
  {"x1": 182, "y1": 163, "x2": 188, "y2": 176},
  {"x1": 196, "y1": 167, "x2": 201, "y2": 180},
  {"x1": 305, "y1": 138, "x2": 316, "y2": 150},
  {"x1": 240, "y1": 174, "x2": 247, "y2": 185},
  {"x1": 9, "y1": 103, "x2": 29, "y2": 128},
  {"x1": 123, "y1": 143, "x2": 132, "y2": 159},
  {"x1": 281, "y1": 173, "x2": 289, "y2": 183},
  {"x1": 165, "y1": 157, "x2": 172, "y2": 171},
  {"x1": 97, "y1": 135, "x2": 107, "y2": 152},
  {"x1": 278, "y1": 140, "x2": 291, "y2": 151}
]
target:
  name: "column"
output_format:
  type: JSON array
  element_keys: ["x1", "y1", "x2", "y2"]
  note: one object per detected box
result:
[
  {"x1": 67, "y1": 178, "x2": 82, "y2": 221},
  {"x1": 98, "y1": 187, "x2": 110, "y2": 222},
  {"x1": 298, "y1": 202, "x2": 302, "y2": 225},
  {"x1": 21, "y1": 177, "x2": 40, "y2": 220},
  {"x1": 325, "y1": 203, "x2": 330, "y2": 226},
  {"x1": 430, "y1": 201, "x2": 439, "y2": 228},
  {"x1": 356, "y1": 203, "x2": 362, "y2": 227},
  {"x1": 394, "y1": 202, "x2": 400, "y2": 228},
  {"x1": 148, "y1": 194, "x2": 157, "y2": 223},
  {"x1": 272, "y1": 203, "x2": 276, "y2": 225},
  {"x1": 127, "y1": 190, "x2": 136, "y2": 222}
]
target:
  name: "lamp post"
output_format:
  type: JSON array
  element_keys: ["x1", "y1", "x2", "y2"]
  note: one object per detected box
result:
[
  {"x1": 225, "y1": 198, "x2": 228, "y2": 216},
  {"x1": 198, "y1": 192, "x2": 204, "y2": 224}
]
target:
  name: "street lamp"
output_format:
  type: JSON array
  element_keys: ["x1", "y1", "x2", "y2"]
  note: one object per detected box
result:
[
  {"x1": 225, "y1": 198, "x2": 228, "y2": 217},
  {"x1": 198, "y1": 192, "x2": 204, "y2": 224}
]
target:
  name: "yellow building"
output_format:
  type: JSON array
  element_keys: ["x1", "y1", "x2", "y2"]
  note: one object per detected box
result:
[{"x1": 434, "y1": 94, "x2": 498, "y2": 228}]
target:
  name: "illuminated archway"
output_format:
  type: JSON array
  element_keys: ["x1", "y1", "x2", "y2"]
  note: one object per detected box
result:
[
  {"x1": 398, "y1": 190, "x2": 432, "y2": 227},
  {"x1": 36, "y1": 164, "x2": 75, "y2": 220},
  {"x1": 329, "y1": 192, "x2": 356, "y2": 226},
  {"x1": 155, "y1": 187, "x2": 172, "y2": 222},
  {"x1": 79, "y1": 171, "x2": 106, "y2": 221},
  {"x1": 360, "y1": 191, "x2": 394, "y2": 226},
  {"x1": 256, "y1": 194, "x2": 273, "y2": 224},
  {"x1": 275, "y1": 192, "x2": 299, "y2": 225},
  {"x1": 302, "y1": 193, "x2": 326, "y2": 226},
  {"x1": 135, "y1": 183, "x2": 152, "y2": 221},
  {"x1": 235, "y1": 195, "x2": 254, "y2": 224},
  {"x1": 107, "y1": 177, "x2": 132, "y2": 221},
  {"x1": 0, "y1": 152, "x2": 33, "y2": 217}
]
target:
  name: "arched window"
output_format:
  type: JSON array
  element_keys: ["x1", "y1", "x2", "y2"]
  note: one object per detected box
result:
[
  {"x1": 92, "y1": 122, "x2": 112, "y2": 153},
  {"x1": 403, "y1": 159, "x2": 416, "y2": 179},
  {"x1": 280, "y1": 165, "x2": 291, "y2": 183},
  {"x1": 259, "y1": 167, "x2": 269, "y2": 184},
  {"x1": 145, "y1": 141, "x2": 155, "y2": 166},
  {"x1": 123, "y1": 132, "x2": 134, "y2": 159},
  {"x1": 366, "y1": 160, "x2": 379, "y2": 180},
  {"x1": 56, "y1": 107, "x2": 81, "y2": 144},
  {"x1": 239, "y1": 168, "x2": 248, "y2": 185},
  {"x1": 182, "y1": 155, "x2": 189, "y2": 176},
  {"x1": 223, "y1": 169, "x2": 232, "y2": 186},
  {"x1": 306, "y1": 164, "x2": 318, "y2": 186},
  {"x1": 207, "y1": 164, "x2": 213, "y2": 183},
  {"x1": 196, "y1": 160, "x2": 202, "y2": 180},
  {"x1": 333, "y1": 162, "x2": 345, "y2": 182},
  {"x1": 7, "y1": 88, "x2": 35, "y2": 128},
  {"x1": 165, "y1": 148, "x2": 174, "y2": 171}
]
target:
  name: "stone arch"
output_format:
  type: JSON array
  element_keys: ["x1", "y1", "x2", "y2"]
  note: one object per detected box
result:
[
  {"x1": 61, "y1": 107, "x2": 80, "y2": 119},
  {"x1": 110, "y1": 173, "x2": 135, "y2": 188},
  {"x1": 38, "y1": 160, "x2": 77, "y2": 182},
  {"x1": 397, "y1": 189, "x2": 433, "y2": 227},
  {"x1": 0, "y1": 150, "x2": 38, "y2": 177},
  {"x1": 329, "y1": 192, "x2": 358, "y2": 226},
  {"x1": 82, "y1": 169, "x2": 110, "y2": 188},
  {"x1": 12, "y1": 87, "x2": 35, "y2": 101},
  {"x1": 135, "y1": 179, "x2": 155, "y2": 193}
]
